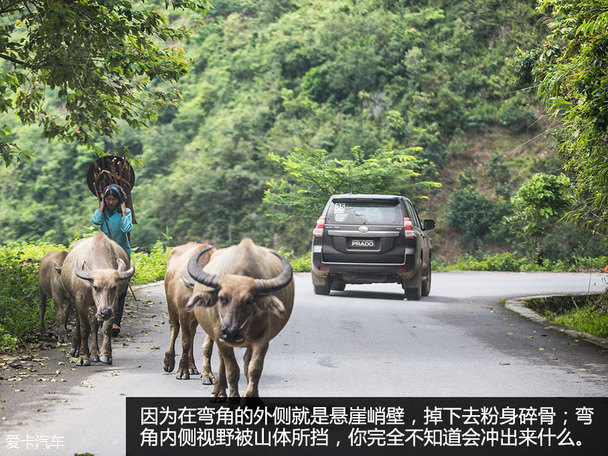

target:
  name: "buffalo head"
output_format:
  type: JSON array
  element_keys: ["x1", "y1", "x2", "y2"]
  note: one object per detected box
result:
[
  {"x1": 74, "y1": 258, "x2": 135, "y2": 321},
  {"x1": 186, "y1": 246, "x2": 293, "y2": 344}
]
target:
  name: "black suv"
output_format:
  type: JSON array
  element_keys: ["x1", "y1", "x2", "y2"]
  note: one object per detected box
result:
[{"x1": 311, "y1": 194, "x2": 435, "y2": 300}]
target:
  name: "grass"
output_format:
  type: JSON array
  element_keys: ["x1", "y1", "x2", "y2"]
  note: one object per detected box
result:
[
  {"x1": 537, "y1": 295, "x2": 608, "y2": 339},
  {"x1": 556, "y1": 305, "x2": 608, "y2": 339},
  {"x1": 433, "y1": 252, "x2": 608, "y2": 272}
]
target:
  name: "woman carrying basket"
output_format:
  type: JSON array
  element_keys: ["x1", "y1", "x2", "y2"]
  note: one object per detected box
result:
[{"x1": 91, "y1": 184, "x2": 133, "y2": 336}]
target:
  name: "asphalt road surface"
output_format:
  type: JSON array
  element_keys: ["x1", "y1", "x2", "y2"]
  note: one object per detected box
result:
[{"x1": 1, "y1": 271, "x2": 607, "y2": 455}]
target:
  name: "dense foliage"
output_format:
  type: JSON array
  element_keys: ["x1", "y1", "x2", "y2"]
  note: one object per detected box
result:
[
  {"x1": 0, "y1": 0, "x2": 211, "y2": 165},
  {"x1": 0, "y1": 242, "x2": 66, "y2": 350},
  {"x1": 536, "y1": 0, "x2": 608, "y2": 235},
  {"x1": 1, "y1": 0, "x2": 559, "y2": 258}
]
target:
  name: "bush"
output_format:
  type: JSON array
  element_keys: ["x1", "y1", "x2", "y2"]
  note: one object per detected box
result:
[
  {"x1": 435, "y1": 252, "x2": 608, "y2": 272},
  {"x1": 131, "y1": 241, "x2": 171, "y2": 285},
  {"x1": 0, "y1": 242, "x2": 67, "y2": 351},
  {"x1": 290, "y1": 251, "x2": 312, "y2": 273},
  {"x1": 497, "y1": 94, "x2": 537, "y2": 131},
  {"x1": 0, "y1": 324, "x2": 18, "y2": 351},
  {"x1": 445, "y1": 180, "x2": 510, "y2": 249},
  {"x1": 276, "y1": 248, "x2": 311, "y2": 273}
]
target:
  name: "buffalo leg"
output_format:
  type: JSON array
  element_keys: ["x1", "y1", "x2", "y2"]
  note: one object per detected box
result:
[
  {"x1": 163, "y1": 298, "x2": 180, "y2": 373},
  {"x1": 70, "y1": 313, "x2": 81, "y2": 357},
  {"x1": 38, "y1": 290, "x2": 48, "y2": 334},
  {"x1": 89, "y1": 314, "x2": 101, "y2": 362},
  {"x1": 243, "y1": 346, "x2": 252, "y2": 379},
  {"x1": 216, "y1": 342, "x2": 240, "y2": 398},
  {"x1": 52, "y1": 296, "x2": 69, "y2": 344},
  {"x1": 99, "y1": 319, "x2": 113, "y2": 365},
  {"x1": 187, "y1": 316, "x2": 199, "y2": 374},
  {"x1": 61, "y1": 297, "x2": 75, "y2": 342},
  {"x1": 211, "y1": 353, "x2": 227, "y2": 401},
  {"x1": 176, "y1": 309, "x2": 196, "y2": 379},
  {"x1": 242, "y1": 340, "x2": 269, "y2": 398},
  {"x1": 201, "y1": 335, "x2": 215, "y2": 385},
  {"x1": 76, "y1": 304, "x2": 91, "y2": 366}
]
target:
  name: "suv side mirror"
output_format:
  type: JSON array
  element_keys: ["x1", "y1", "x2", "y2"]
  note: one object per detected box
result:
[{"x1": 423, "y1": 219, "x2": 435, "y2": 231}]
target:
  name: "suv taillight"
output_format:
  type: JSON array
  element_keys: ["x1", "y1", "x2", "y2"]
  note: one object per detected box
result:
[
  {"x1": 404, "y1": 217, "x2": 416, "y2": 239},
  {"x1": 313, "y1": 216, "x2": 326, "y2": 238}
]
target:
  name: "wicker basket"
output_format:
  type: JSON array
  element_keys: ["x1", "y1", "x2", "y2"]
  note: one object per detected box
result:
[{"x1": 86, "y1": 156, "x2": 137, "y2": 223}]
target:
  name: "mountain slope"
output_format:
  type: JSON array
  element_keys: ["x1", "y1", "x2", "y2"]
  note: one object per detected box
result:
[{"x1": 1, "y1": 0, "x2": 565, "y2": 260}]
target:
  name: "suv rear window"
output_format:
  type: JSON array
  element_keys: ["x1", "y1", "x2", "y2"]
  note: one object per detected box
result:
[{"x1": 328, "y1": 201, "x2": 402, "y2": 225}]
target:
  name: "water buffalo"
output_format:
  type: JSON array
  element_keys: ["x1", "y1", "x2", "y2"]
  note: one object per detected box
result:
[
  {"x1": 60, "y1": 231, "x2": 135, "y2": 366},
  {"x1": 163, "y1": 242, "x2": 215, "y2": 382},
  {"x1": 38, "y1": 250, "x2": 70, "y2": 343},
  {"x1": 186, "y1": 237, "x2": 294, "y2": 400}
]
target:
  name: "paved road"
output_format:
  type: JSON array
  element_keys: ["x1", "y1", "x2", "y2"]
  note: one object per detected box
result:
[{"x1": 1, "y1": 271, "x2": 607, "y2": 454}]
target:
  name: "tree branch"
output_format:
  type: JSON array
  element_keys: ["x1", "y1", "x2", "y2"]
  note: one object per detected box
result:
[
  {"x1": 0, "y1": 53, "x2": 30, "y2": 67},
  {"x1": 0, "y1": 1, "x2": 24, "y2": 16}
]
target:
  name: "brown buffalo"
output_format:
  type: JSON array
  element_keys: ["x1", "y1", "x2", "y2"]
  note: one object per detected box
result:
[
  {"x1": 163, "y1": 242, "x2": 215, "y2": 383},
  {"x1": 38, "y1": 250, "x2": 70, "y2": 343},
  {"x1": 60, "y1": 232, "x2": 135, "y2": 366},
  {"x1": 186, "y1": 237, "x2": 294, "y2": 399}
]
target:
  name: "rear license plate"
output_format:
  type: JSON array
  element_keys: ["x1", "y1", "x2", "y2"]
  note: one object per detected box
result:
[{"x1": 349, "y1": 238, "x2": 377, "y2": 249}]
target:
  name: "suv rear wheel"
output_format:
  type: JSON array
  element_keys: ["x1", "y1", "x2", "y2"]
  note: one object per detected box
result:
[
  {"x1": 404, "y1": 271, "x2": 422, "y2": 300},
  {"x1": 331, "y1": 279, "x2": 346, "y2": 291},
  {"x1": 314, "y1": 278, "x2": 332, "y2": 295},
  {"x1": 314, "y1": 284, "x2": 331, "y2": 295},
  {"x1": 422, "y1": 263, "x2": 431, "y2": 297}
]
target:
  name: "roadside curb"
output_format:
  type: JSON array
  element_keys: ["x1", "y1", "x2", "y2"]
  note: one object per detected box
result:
[
  {"x1": 132, "y1": 280, "x2": 163, "y2": 291},
  {"x1": 504, "y1": 294, "x2": 608, "y2": 349}
]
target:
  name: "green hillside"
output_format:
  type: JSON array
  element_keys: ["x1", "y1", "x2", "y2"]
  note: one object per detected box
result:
[{"x1": 0, "y1": 0, "x2": 602, "y2": 261}]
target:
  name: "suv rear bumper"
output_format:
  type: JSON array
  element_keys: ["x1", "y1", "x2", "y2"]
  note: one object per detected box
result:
[{"x1": 311, "y1": 253, "x2": 417, "y2": 285}]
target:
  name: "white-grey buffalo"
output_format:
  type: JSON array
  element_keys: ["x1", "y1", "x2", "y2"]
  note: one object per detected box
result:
[
  {"x1": 186, "y1": 237, "x2": 294, "y2": 400},
  {"x1": 60, "y1": 231, "x2": 135, "y2": 366},
  {"x1": 163, "y1": 241, "x2": 215, "y2": 382},
  {"x1": 38, "y1": 250, "x2": 71, "y2": 343}
]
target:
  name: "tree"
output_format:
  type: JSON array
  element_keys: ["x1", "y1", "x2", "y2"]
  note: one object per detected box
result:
[
  {"x1": 536, "y1": 0, "x2": 608, "y2": 234},
  {"x1": 505, "y1": 173, "x2": 574, "y2": 262},
  {"x1": 263, "y1": 146, "x2": 440, "y2": 221},
  {"x1": 445, "y1": 171, "x2": 510, "y2": 251},
  {"x1": 0, "y1": 0, "x2": 210, "y2": 166}
]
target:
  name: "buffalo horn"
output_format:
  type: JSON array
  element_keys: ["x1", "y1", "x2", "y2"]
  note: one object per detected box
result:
[
  {"x1": 180, "y1": 272, "x2": 195, "y2": 289},
  {"x1": 253, "y1": 252, "x2": 293, "y2": 293},
  {"x1": 187, "y1": 247, "x2": 219, "y2": 289},
  {"x1": 117, "y1": 258, "x2": 136, "y2": 280},
  {"x1": 74, "y1": 260, "x2": 93, "y2": 281}
]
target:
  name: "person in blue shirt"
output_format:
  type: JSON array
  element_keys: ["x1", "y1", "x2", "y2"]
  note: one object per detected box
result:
[{"x1": 91, "y1": 185, "x2": 133, "y2": 336}]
